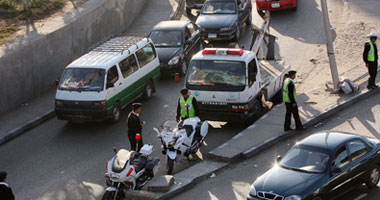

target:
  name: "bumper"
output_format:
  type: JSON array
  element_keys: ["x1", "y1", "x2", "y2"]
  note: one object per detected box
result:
[
  {"x1": 159, "y1": 62, "x2": 180, "y2": 73},
  {"x1": 256, "y1": 0, "x2": 297, "y2": 11},
  {"x1": 201, "y1": 29, "x2": 236, "y2": 41},
  {"x1": 55, "y1": 108, "x2": 108, "y2": 121},
  {"x1": 199, "y1": 110, "x2": 253, "y2": 122}
]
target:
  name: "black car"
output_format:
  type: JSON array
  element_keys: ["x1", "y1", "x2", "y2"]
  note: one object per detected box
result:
[
  {"x1": 195, "y1": 0, "x2": 252, "y2": 41},
  {"x1": 248, "y1": 132, "x2": 380, "y2": 200},
  {"x1": 149, "y1": 21, "x2": 203, "y2": 76},
  {"x1": 186, "y1": 0, "x2": 206, "y2": 15}
]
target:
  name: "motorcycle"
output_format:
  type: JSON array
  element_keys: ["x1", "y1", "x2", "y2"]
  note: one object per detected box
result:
[
  {"x1": 154, "y1": 117, "x2": 208, "y2": 175},
  {"x1": 102, "y1": 134, "x2": 160, "y2": 200}
]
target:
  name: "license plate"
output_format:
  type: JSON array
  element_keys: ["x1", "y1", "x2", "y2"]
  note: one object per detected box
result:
[
  {"x1": 208, "y1": 33, "x2": 217, "y2": 38},
  {"x1": 271, "y1": 3, "x2": 280, "y2": 8}
]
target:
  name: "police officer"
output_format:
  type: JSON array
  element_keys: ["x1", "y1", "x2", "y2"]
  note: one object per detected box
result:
[
  {"x1": 0, "y1": 171, "x2": 14, "y2": 200},
  {"x1": 283, "y1": 70, "x2": 303, "y2": 132},
  {"x1": 176, "y1": 88, "x2": 199, "y2": 122},
  {"x1": 363, "y1": 32, "x2": 378, "y2": 89},
  {"x1": 127, "y1": 103, "x2": 144, "y2": 151}
]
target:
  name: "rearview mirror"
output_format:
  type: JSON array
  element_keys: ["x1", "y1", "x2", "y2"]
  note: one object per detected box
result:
[
  {"x1": 276, "y1": 155, "x2": 282, "y2": 162},
  {"x1": 106, "y1": 82, "x2": 114, "y2": 89}
]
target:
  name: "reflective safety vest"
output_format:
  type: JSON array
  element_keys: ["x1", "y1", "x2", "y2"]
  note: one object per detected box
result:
[
  {"x1": 283, "y1": 78, "x2": 296, "y2": 103},
  {"x1": 180, "y1": 96, "x2": 195, "y2": 118},
  {"x1": 368, "y1": 42, "x2": 376, "y2": 62}
]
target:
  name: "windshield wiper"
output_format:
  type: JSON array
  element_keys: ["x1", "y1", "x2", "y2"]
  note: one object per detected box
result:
[{"x1": 280, "y1": 165, "x2": 311, "y2": 173}]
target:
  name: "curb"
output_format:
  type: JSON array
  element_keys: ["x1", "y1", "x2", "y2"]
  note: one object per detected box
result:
[
  {"x1": 170, "y1": 0, "x2": 185, "y2": 20},
  {"x1": 242, "y1": 88, "x2": 380, "y2": 159},
  {"x1": 0, "y1": 109, "x2": 56, "y2": 146}
]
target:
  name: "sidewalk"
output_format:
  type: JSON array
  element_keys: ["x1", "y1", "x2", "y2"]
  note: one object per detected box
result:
[{"x1": 0, "y1": 0, "x2": 182, "y2": 146}]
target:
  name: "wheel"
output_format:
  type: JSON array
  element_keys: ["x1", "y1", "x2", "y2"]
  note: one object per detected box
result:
[
  {"x1": 111, "y1": 102, "x2": 121, "y2": 123},
  {"x1": 101, "y1": 191, "x2": 115, "y2": 200},
  {"x1": 142, "y1": 80, "x2": 154, "y2": 99},
  {"x1": 366, "y1": 165, "x2": 380, "y2": 188},
  {"x1": 186, "y1": 7, "x2": 191, "y2": 16},
  {"x1": 166, "y1": 158, "x2": 175, "y2": 175},
  {"x1": 253, "y1": 97, "x2": 263, "y2": 119},
  {"x1": 234, "y1": 24, "x2": 240, "y2": 42},
  {"x1": 179, "y1": 60, "x2": 187, "y2": 77},
  {"x1": 246, "y1": 12, "x2": 252, "y2": 25}
]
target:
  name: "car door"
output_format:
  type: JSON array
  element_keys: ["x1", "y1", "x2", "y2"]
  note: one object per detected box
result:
[
  {"x1": 105, "y1": 66, "x2": 122, "y2": 108},
  {"x1": 247, "y1": 58, "x2": 260, "y2": 103},
  {"x1": 184, "y1": 25, "x2": 196, "y2": 62},
  {"x1": 346, "y1": 139, "x2": 372, "y2": 186},
  {"x1": 118, "y1": 54, "x2": 140, "y2": 106},
  {"x1": 323, "y1": 145, "x2": 354, "y2": 199},
  {"x1": 187, "y1": 22, "x2": 202, "y2": 56},
  {"x1": 238, "y1": 0, "x2": 248, "y2": 25}
]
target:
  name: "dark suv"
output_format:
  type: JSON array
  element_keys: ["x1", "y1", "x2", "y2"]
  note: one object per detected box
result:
[
  {"x1": 195, "y1": 0, "x2": 252, "y2": 41},
  {"x1": 186, "y1": 0, "x2": 206, "y2": 15}
]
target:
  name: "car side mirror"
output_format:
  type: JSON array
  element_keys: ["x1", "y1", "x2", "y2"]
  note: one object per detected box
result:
[
  {"x1": 276, "y1": 155, "x2": 282, "y2": 163},
  {"x1": 185, "y1": 40, "x2": 193, "y2": 45},
  {"x1": 106, "y1": 82, "x2": 114, "y2": 89}
]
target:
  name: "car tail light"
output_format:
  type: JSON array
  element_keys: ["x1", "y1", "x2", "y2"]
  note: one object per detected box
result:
[
  {"x1": 202, "y1": 49, "x2": 217, "y2": 55},
  {"x1": 126, "y1": 167, "x2": 134, "y2": 177},
  {"x1": 227, "y1": 49, "x2": 244, "y2": 56}
]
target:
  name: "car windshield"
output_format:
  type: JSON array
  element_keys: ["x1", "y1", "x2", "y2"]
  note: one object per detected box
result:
[
  {"x1": 280, "y1": 145, "x2": 330, "y2": 173},
  {"x1": 58, "y1": 68, "x2": 105, "y2": 91},
  {"x1": 150, "y1": 30, "x2": 183, "y2": 47},
  {"x1": 202, "y1": 1, "x2": 236, "y2": 14},
  {"x1": 186, "y1": 60, "x2": 246, "y2": 91}
]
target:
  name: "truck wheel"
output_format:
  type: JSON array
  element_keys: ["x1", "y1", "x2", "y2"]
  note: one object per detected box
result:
[
  {"x1": 253, "y1": 97, "x2": 263, "y2": 119},
  {"x1": 166, "y1": 158, "x2": 175, "y2": 175},
  {"x1": 186, "y1": 8, "x2": 191, "y2": 16},
  {"x1": 366, "y1": 165, "x2": 380, "y2": 188},
  {"x1": 142, "y1": 80, "x2": 154, "y2": 99},
  {"x1": 111, "y1": 102, "x2": 121, "y2": 123}
]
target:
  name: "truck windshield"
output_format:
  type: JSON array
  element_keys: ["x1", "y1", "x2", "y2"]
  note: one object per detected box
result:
[
  {"x1": 58, "y1": 68, "x2": 105, "y2": 92},
  {"x1": 186, "y1": 60, "x2": 246, "y2": 91},
  {"x1": 202, "y1": 1, "x2": 236, "y2": 14},
  {"x1": 150, "y1": 30, "x2": 183, "y2": 47}
]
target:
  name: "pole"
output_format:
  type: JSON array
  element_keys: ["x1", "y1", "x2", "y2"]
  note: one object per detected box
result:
[{"x1": 320, "y1": 0, "x2": 340, "y2": 90}]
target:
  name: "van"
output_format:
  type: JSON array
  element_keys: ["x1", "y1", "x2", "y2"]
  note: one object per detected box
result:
[{"x1": 55, "y1": 36, "x2": 160, "y2": 123}]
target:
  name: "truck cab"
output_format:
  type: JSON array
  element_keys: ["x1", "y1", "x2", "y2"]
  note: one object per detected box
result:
[{"x1": 185, "y1": 48, "x2": 262, "y2": 123}]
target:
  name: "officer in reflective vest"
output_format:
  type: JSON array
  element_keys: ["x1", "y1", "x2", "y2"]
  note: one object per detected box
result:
[
  {"x1": 176, "y1": 88, "x2": 199, "y2": 122},
  {"x1": 363, "y1": 32, "x2": 378, "y2": 89},
  {"x1": 283, "y1": 70, "x2": 303, "y2": 132}
]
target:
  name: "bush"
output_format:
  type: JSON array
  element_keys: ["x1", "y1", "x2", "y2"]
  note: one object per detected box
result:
[
  {"x1": 52, "y1": 0, "x2": 64, "y2": 9},
  {"x1": 0, "y1": 0, "x2": 16, "y2": 10},
  {"x1": 29, "y1": 0, "x2": 48, "y2": 8}
]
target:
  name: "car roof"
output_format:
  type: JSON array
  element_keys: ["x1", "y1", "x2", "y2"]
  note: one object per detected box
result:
[
  {"x1": 299, "y1": 131, "x2": 363, "y2": 151},
  {"x1": 67, "y1": 36, "x2": 151, "y2": 70},
  {"x1": 152, "y1": 21, "x2": 190, "y2": 31}
]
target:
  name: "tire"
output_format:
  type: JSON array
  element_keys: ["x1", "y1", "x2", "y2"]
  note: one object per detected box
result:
[
  {"x1": 179, "y1": 60, "x2": 187, "y2": 77},
  {"x1": 186, "y1": 7, "x2": 191, "y2": 16},
  {"x1": 166, "y1": 158, "x2": 175, "y2": 175},
  {"x1": 366, "y1": 165, "x2": 380, "y2": 188},
  {"x1": 101, "y1": 191, "x2": 116, "y2": 200},
  {"x1": 111, "y1": 102, "x2": 121, "y2": 123},
  {"x1": 253, "y1": 96, "x2": 263, "y2": 119},
  {"x1": 142, "y1": 80, "x2": 154, "y2": 99},
  {"x1": 246, "y1": 12, "x2": 252, "y2": 26}
]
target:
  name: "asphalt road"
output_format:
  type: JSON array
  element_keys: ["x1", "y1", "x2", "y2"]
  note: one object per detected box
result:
[
  {"x1": 0, "y1": 0, "x2": 348, "y2": 199},
  {"x1": 172, "y1": 91, "x2": 380, "y2": 200}
]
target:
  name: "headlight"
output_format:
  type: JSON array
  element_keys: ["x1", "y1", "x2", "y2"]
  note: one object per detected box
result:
[
  {"x1": 249, "y1": 184, "x2": 257, "y2": 196},
  {"x1": 221, "y1": 26, "x2": 233, "y2": 31},
  {"x1": 168, "y1": 56, "x2": 180, "y2": 65},
  {"x1": 55, "y1": 100, "x2": 63, "y2": 107},
  {"x1": 284, "y1": 195, "x2": 302, "y2": 200}
]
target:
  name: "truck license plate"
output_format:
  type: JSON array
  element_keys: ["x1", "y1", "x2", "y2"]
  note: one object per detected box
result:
[
  {"x1": 271, "y1": 3, "x2": 280, "y2": 8},
  {"x1": 208, "y1": 33, "x2": 217, "y2": 38}
]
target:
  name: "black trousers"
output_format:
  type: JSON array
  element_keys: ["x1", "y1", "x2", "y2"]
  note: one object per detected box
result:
[
  {"x1": 284, "y1": 103, "x2": 303, "y2": 130},
  {"x1": 368, "y1": 62, "x2": 378, "y2": 86},
  {"x1": 128, "y1": 132, "x2": 143, "y2": 152}
]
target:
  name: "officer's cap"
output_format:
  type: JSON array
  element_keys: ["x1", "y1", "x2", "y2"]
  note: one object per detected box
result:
[
  {"x1": 180, "y1": 88, "x2": 189, "y2": 95},
  {"x1": 132, "y1": 103, "x2": 142, "y2": 110},
  {"x1": 288, "y1": 70, "x2": 297, "y2": 75},
  {"x1": 0, "y1": 171, "x2": 7, "y2": 181}
]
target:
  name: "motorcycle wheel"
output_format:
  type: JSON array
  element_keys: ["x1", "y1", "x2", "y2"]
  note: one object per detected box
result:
[
  {"x1": 167, "y1": 158, "x2": 175, "y2": 175},
  {"x1": 101, "y1": 191, "x2": 115, "y2": 200}
]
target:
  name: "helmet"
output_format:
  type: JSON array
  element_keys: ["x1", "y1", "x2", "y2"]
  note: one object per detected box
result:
[{"x1": 369, "y1": 32, "x2": 378, "y2": 38}]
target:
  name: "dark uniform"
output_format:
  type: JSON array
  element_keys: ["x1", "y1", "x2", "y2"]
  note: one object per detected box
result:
[
  {"x1": 127, "y1": 104, "x2": 144, "y2": 152},
  {"x1": 363, "y1": 40, "x2": 378, "y2": 89},
  {"x1": 0, "y1": 171, "x2": 14, "y2": 200},
  {"x1": 283, "y1": 71, "x2": 303, "y2": 131}
]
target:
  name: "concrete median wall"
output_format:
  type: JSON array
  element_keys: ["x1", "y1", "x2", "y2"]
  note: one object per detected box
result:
[{"x1": 0, "y1": 0, "x2": 147, "y2": 114}]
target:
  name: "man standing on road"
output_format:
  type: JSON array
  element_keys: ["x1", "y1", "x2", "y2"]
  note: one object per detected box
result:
[
  {"x1": 363, "y1": 32, "x2": 378, "y2": 89},
  {"x1": 0, "y1": 171, "x2": 14, "y2": 200},
  {"x1": 283, "y1": 70, "x2": 303, "y2": 132},
  {"x1": 127, "y1": 103, "x2": 144, "y2": 152},
  {"x1": 176, "y1": 88, "x2": 199, "y2": 122}
]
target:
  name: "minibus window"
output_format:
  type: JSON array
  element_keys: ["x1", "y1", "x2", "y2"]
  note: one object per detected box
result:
[
  {"x1": 58, "y1": 68, "x2": 105, "y2": 91},
  {"x1": 107, "y1": 66, "x2": 119, "y2": 85},
  {"x1": 119, "y1": 54, "x2": 138, "y2": 78},
  {"x1": 136, "y1": 43, "x2": 157, "y2": 67}
]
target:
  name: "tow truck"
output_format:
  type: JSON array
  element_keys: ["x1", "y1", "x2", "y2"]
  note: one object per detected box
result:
[{"x1": 185, "y1": 12, "x2": 290, "y2": 123}]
